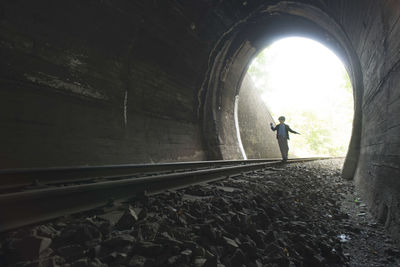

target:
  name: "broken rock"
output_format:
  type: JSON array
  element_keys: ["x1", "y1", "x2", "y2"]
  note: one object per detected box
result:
[
  {"x1": 8, "y1": 235, "x2": 52, "y2": 261},
  {"x1": 115, "y1": 206, "x2": 139, "y2": 230}
]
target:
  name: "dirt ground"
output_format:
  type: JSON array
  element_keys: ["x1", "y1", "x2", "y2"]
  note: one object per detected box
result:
[{"x1": 1, "y1": 159, "x2": 399, "y2": 266}]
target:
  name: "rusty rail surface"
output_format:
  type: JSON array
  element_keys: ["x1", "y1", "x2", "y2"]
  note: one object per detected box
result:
[{"x1": 0, "y1": 157, "x2": 337, "y2": 231}]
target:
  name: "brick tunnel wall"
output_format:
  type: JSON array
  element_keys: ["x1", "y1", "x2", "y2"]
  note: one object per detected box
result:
[
  {"x1": 1, "y1": 0, "x2": 400, "y2": 241},
  {"x1": 0, "y1": 1, "x2": 211, "y2": 168}
]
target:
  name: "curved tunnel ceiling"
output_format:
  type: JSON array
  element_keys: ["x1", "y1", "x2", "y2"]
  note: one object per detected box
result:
[{"x1": 201, "y1": 1, "x2": 363, "y2": 178}]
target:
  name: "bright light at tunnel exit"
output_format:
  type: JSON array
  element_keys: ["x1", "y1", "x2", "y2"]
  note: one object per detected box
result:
[{"x1": 248, "y1": 37, "x2": 354, "y2": 157}]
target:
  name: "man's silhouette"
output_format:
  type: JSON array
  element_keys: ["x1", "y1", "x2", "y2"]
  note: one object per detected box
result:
[{"x1": 270, "y1": 116, "x2": 300, "y2": 162}]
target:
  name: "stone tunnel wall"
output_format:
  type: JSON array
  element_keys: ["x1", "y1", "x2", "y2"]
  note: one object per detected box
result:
[
  {"x1": 0, "y1": 1, "x2": 212, "y2": 168},
  {"x1": 340, "y1": 0, "x2": 400, "y2": 241},
  {"x1": 238, "y1": 75, "x2": 281, "y2": 159},
  {"x1": 1, "y1": 0, "x2": 400, "y2": 242}
]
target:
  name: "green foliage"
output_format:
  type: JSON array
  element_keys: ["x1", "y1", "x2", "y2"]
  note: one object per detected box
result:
[
  {"x1": 248, "y1": 49, "x2": 268, "y2": 78},
  {"x1": 248, "y1": 48, "x2": 272, "y2": 92},
  {"x1": 342, "y1": 71, "x2": 353, "y2": 94}
]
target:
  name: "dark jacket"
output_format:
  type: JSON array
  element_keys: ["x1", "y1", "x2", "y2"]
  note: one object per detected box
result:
[{"x1": 270, "y1": 123, "x2": 299, "y2": 140}]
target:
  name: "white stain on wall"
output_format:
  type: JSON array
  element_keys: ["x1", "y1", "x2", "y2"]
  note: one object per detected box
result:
[
  {"x1": 124, "y1": 89, "x2": 128, "y2": 126},
  {"x1": 24, "y1": 72, "x2": 108, "y2": 100}
]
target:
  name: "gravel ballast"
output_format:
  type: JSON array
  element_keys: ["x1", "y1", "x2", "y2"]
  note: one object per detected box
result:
[{"x1": 1, "y1": 159, "x2": 399, "y2": 266}]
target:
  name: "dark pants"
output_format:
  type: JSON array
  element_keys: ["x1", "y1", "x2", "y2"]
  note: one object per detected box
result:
[{"x1": 277, "y1": 136, "x2": 289, "y2": 160}]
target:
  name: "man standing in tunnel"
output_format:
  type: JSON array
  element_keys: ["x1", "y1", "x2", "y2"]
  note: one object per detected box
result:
[{"x1": 270, "y1": 116, "x2": 300, "y2": 162}]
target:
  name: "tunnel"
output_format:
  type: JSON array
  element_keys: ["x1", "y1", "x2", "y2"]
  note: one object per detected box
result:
[{"x1": 0, "y1": 0, "x2": 400, "y2": 244}]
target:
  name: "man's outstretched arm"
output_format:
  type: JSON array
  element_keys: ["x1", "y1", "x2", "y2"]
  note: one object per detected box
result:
[
  {"x1": 288, "y1": 126, "x2": 300, "y2": 134},
  {"x1": 270, "y1": 123, "x2": 277, "y2": 131}
]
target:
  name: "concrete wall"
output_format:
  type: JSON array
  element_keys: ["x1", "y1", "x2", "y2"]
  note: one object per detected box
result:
[{"x1": 238, "y1": 75, "x2": 281, "y2": 159}]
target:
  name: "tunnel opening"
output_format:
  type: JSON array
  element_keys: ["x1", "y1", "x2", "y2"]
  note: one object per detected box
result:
[
  {"x1": 201, "y1": 2, "x2": 363, "y2": 179},
  {"x1": 238, "y1": 36, "x2": 354, "y2": 160}
]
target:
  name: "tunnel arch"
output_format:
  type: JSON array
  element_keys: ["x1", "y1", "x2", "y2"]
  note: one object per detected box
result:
[{"x1": 201, "y1": 1, "x2": 363, "y2": 178}]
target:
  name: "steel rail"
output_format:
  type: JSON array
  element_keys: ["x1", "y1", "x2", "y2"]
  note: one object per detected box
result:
[
  {"x1": 0, "y1": 157, "x2": 336, "y2": 232},
  {"x1": 0, "y1": 158, "x2": 287, "y2": 189}
]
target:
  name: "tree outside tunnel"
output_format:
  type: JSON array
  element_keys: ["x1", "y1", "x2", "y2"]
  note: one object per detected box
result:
[{"x1": 246, "y1": 37, "x2": 354, "y2": 157}]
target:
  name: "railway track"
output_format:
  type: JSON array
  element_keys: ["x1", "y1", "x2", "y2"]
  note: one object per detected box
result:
[{"x1": 0, "y1": 157, "x2": 336, "y2": 232}]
